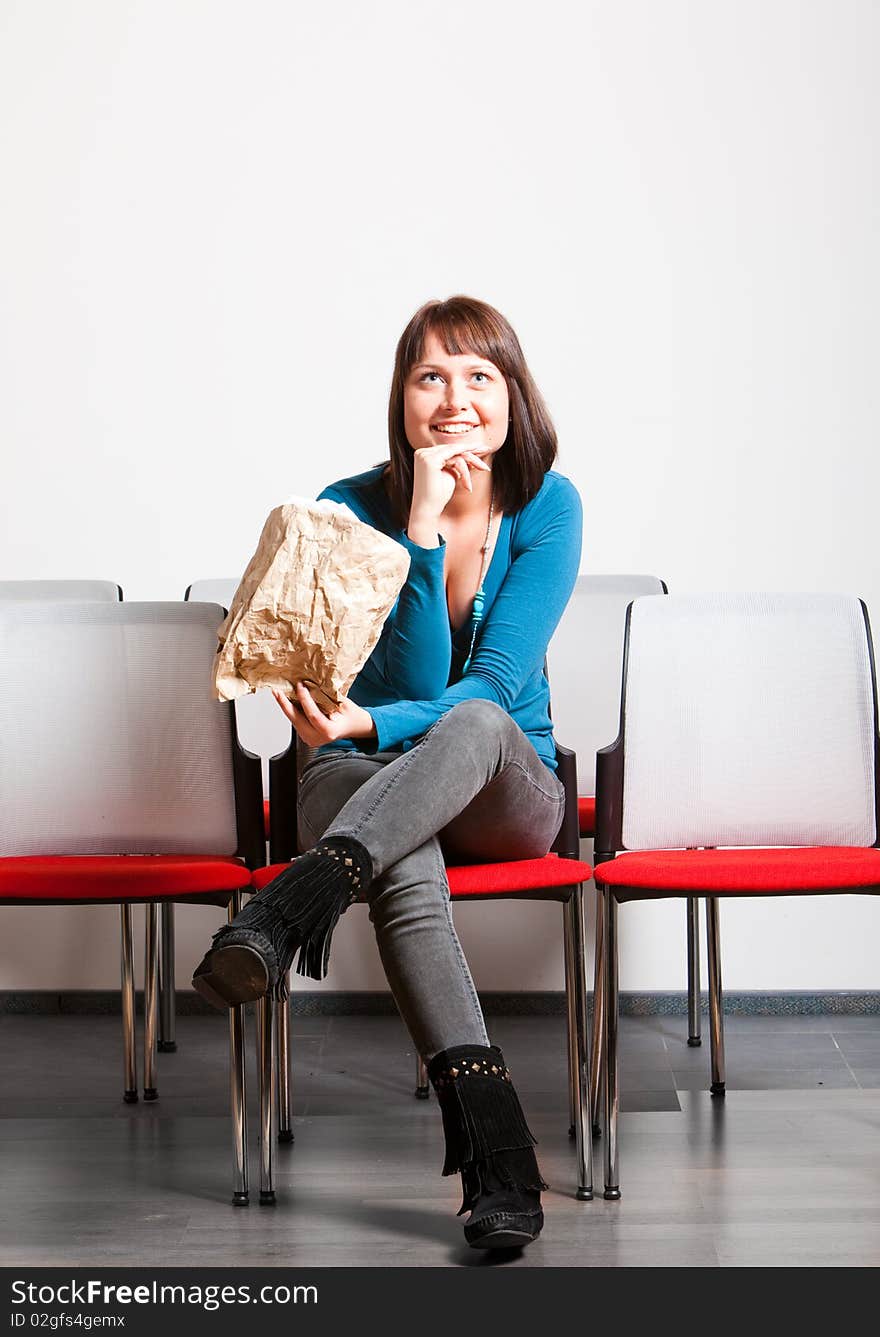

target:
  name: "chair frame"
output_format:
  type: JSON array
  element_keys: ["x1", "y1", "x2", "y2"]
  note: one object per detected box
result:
[
  {"x1": 593, "y1": 596, "x2": 880, "y2": 1199},
  {"x1": 258, "y1": 733, "x2": 595, "y2": 1204},
  {"x1": 559, "y1": 577, "x2": 707, "y2": 1141}
]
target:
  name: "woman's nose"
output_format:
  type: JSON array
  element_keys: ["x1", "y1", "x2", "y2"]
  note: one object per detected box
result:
[{"x1": 442, "y1": 378, "x2": 469, "y2": 411}]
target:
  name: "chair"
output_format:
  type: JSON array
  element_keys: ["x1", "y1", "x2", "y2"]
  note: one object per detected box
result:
[
  {"x1": 592, "y1": 592, "x2": 880, "y2": 1198},
  {"x1": 149, "y1": 580, "x2": 287, "y2": 1058},
  {"x1": 547, "y1": 574, "x2": 711, "y2": 1129},
  {"x1": 177, "y1": 579, "x2": 296, "y2": 1141},
  {"x1": 0, "y1": 581, "x2": 142, "y2": 1089},
  {"x1": 0, "y1": 600, "x2": 265, "y2": 1202},
  {"x1": 253, "y1": 732, "x2": 596, "y2": 1203}
]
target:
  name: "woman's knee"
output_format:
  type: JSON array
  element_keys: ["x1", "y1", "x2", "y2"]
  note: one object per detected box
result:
[{"x1": 440, "y1": 698, "x2": 511, "y2": 737}]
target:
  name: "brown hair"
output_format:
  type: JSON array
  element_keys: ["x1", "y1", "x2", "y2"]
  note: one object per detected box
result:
[{"x1": 384, "y1": 296, "x2": 558, "y2": 526}]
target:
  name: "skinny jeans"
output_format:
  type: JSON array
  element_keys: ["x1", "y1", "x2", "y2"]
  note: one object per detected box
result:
[{"x1": 296, "y1": 698, "x2": 565, "y2": 1061}]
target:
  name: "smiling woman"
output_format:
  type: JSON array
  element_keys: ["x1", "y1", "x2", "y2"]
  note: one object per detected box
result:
[{"x1": 193, "y1": 295, "x2": 582, "y2": 1251}]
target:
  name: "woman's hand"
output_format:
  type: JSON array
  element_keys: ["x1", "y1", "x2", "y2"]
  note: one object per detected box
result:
[
  {"x1": 408, "y1": 442, "x2": 491, "y2": 545},
  {"x1": 272, "y1": 683, "x2": 376, "y2": 746}
]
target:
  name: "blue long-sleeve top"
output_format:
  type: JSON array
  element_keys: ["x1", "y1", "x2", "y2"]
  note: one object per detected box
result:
[{"x1": 317, "y1": 465, "x2": 583, "y2": 773}]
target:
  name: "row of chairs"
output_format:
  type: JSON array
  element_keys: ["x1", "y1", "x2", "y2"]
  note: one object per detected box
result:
[
  {"x1": 160, "y1": 582, "x2": 880, "y2": 1202},
  {"x1": 4, "y1": 580, "x2": 875, "y2": 1201},
  {"x1": 0, "y1": 580, "x2": 604, "y2": 1202}
]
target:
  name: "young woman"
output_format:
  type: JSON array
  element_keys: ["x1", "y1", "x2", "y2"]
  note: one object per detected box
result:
[{"x1": 194, "y1": 296, "x2": 582, "y2": 1250}]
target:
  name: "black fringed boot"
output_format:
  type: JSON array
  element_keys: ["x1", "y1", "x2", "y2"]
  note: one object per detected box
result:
[
  {"x1": 192, "y1": 836, "x2": 372, "y2": 1007},
  {"x1": 427, "y1": 1044, "x2": 547, "y2": 1250}
]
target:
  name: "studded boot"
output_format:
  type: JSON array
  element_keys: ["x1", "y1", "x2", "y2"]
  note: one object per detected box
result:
[
  {"x1": 427, "y1": 1044, "x2": 547, "y2": 1249},
  {"x1": 192, "y1": 835, "x2": 372, "y2": 1007}
]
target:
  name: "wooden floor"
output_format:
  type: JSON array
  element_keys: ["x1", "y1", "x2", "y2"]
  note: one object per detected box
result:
[{"x1": 1, "y1": 1011, "x2": 879, "y2": 1267}]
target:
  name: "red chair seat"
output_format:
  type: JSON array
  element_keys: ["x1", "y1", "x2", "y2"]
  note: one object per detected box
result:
[
  {"x1": 0, "y1": 855, "x2": 253, "y2": 903},
  {"x1": 578, "y1": 796, "x2": 596, "y2": 837},
  {"x1": 594, "y1": 846, "x2": 880, "y2": 895},
  {"x1": 253, "y1": 853, "x2": 593, "y2": 901},
  {"x1": 447, "y1": 854, "x2": 593, "y2": 897}
]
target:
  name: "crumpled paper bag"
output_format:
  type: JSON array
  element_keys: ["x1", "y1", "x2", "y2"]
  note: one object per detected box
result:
[{"x1": 213, "y1": 496, "x2": 410, "y2": 712}]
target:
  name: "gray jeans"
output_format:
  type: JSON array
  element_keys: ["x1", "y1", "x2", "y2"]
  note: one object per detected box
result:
[{"x1": 296, "y1": 698, "x2": 565, "y2": 1061}]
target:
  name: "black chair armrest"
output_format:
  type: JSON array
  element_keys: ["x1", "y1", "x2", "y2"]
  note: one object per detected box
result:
[
  {"x1": 229, "y1": 712, "x2": 266, "y2": 870},
  {"x1": 268, "y1": 739, "x2": 300, "y2": 864},
  {"x1": 595, "y1": 739, "x2": 623, "y2": 861},
  {"x1": 552, "y1": 742, "x2": 581, "y2": 860}
]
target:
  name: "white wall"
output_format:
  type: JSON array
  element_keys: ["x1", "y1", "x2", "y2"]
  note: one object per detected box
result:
[{"x1": 1, "y1": 1, "x2": 878, "y2": 993}]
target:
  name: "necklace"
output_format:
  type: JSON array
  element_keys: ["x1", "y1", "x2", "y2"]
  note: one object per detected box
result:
[{"x1": 461, "y1": 483, "x2": 496, "y2": 674}]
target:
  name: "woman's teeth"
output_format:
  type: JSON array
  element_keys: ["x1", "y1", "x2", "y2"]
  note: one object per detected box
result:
[{"x1": 432, "y1": 424, "x2": 476, "y2": 434}]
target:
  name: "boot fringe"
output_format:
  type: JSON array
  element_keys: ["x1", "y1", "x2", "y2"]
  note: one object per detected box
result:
[
  {"x1": 266, "y1": 836, "x2": 372, "y2": 982},
  {"x1": 209, "y1": 836, "x2": 372, "y2": 986},
  {"x1": 427, "y1": 1045, "x2": 539, "y2": 1176}
]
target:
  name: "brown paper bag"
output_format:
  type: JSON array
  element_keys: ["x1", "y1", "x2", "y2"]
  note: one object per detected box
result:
[{"x1": 213, "y1": 497, "x2": 410, "y2": 712}]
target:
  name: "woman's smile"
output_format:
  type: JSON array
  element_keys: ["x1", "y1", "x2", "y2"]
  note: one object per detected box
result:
[{"x1": 430, "y1": 422, "x2": 479, "y2": 436}]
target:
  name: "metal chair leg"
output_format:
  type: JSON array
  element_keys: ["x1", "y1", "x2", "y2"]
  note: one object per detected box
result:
[
  {"x1": 589, "y1": 888, "x2": 604, "y2": 1137},
  {"x1": 415, "y1": 1054, "x2": 429, "y2": 1098},
  {"x1": 158, "y1": 903, "x2": 177, "y2": 1053},
  {"x1": 602, "y1": 886, "x2": 620, "y2": 1199},
  {"x1": 227, "y1": 892, "x2": 249, "y2": 1206},
  {"x1": 686, "y1": 897, "x2": 702, "y2": 1046},
  {"x1": 258, "y1": 992, "x2": 276, "y2": 1204},
  {"x1": 566, "y1": 885, "x2": 594, "y2": 1200},
  {"x1": 143, "y1": 903, "x2": 158, "y2": 1101},
  {"x1": 706, "y1": 896, "x2": 726, "y2": 1095},
  {"x1": 276, "y1": 981, "x2": 294, "y2": 1142},
  {"x1": 119, "y1": 904, "x2": 137, "y2": 1104},
  {"x1": 562, "y1": 903, "x2": 578, "y2": 1138}
]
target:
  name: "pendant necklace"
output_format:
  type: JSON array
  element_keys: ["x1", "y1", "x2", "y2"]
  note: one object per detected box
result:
[{"x1": 461, "y1": 483, "x2": 496, "y2": 674}]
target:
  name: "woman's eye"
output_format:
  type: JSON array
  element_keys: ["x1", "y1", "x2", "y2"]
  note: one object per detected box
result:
[
  {"x1": 420, "y1": 372, "x2": 443, "y2": 383},
  {"x1": 472, "y1": 372, "x2": 490, "y2": 383}
]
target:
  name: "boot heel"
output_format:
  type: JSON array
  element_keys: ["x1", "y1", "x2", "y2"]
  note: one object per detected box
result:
[{"x1": 192, "y1": 944, "x2": 270, "y2": 1009}]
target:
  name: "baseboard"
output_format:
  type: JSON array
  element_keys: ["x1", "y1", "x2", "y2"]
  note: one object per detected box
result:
[{"x1": 2, "y1": 990, "x2": 880, "y2": 1017}]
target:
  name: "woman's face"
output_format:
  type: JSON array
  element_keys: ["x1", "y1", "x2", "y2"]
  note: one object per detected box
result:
[{"x1": 403, "y1": 330, "x2": 510, "y2": 459}]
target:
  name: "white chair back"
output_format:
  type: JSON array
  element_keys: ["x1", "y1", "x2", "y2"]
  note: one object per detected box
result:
[
  {"x1": 0, "y1": 580, "x2": 121, "y2": 602},
  {"x1": 0, "y1": 601, "x2": 239, "y2": 856},
  {"x1": 547, "y1": 574, "x2": 666, "y2": 794},
  {"x1": 620, "y1": 593, "x2": 878, "y2": 850},
  {"x1": 186, "y1": 579, "x2": 291, "y2": 787}
]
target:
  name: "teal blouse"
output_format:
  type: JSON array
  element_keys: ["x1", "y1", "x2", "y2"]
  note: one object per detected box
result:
[{"x1": 317, "y1": 465, "x2": 582, "y2": 772}]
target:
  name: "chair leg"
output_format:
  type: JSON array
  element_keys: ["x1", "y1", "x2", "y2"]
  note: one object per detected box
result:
[
  {"x1": 589, "y1": 888, "x2": 604, "y2": 1137},
  {"x1": 158, "y1": 903, "x2": 177, "y2": 1053},
  {"x1": 562, "y1": 903, "x2": 578, "y2": 1138},
  {"x1": 276, "y1": 980, "x2": 294, "y2": 1142},
  {"x1": 415, "y1": 1054, "x2": 429, "y2": 1099},
  {"x1": 258, "y1": 992, "x2": 276, "y2": 1204},
  {"x1": 706, "y1": 896, "x2": 726, "y2": 1095},
  {"x1": 566, "y1": 885, "x2": 594, "y2": 1200},
  {"x1": 602, "y1": 886, "x2": 621, "y2": 1200},
  {"x1": 686, "y1": 897, "x2": 702, "y2": 1046},
  {"x1": 143, "y1": 904, "x2": 159, "y2": 1101},
  {"x1": 119, "y1": 904, "x2": 138, "y2": 1104},
  {"x1": 227, "y1": 892, "x2": 249, "y2": 1206}
]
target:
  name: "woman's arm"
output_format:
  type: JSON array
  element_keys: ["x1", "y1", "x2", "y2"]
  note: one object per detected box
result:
[
  {"x1": 364, "y1": 476, "x2": 582, "y2": 752},
  {"x1": 378, "y1": 531, "x2": 454, "y2": 697},
  {"x1": 318, "y1": 447, "x2": 492, "y2": 699}
]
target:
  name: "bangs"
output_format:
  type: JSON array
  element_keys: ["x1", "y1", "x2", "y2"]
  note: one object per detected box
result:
[{"x1": 400, "y1": 298, "x2": 516, "y2": 377}]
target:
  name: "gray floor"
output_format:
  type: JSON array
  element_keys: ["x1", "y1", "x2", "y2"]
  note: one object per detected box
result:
[{"x1": 2, "y1": 1011, "x2": 879, "y2": 1267}]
